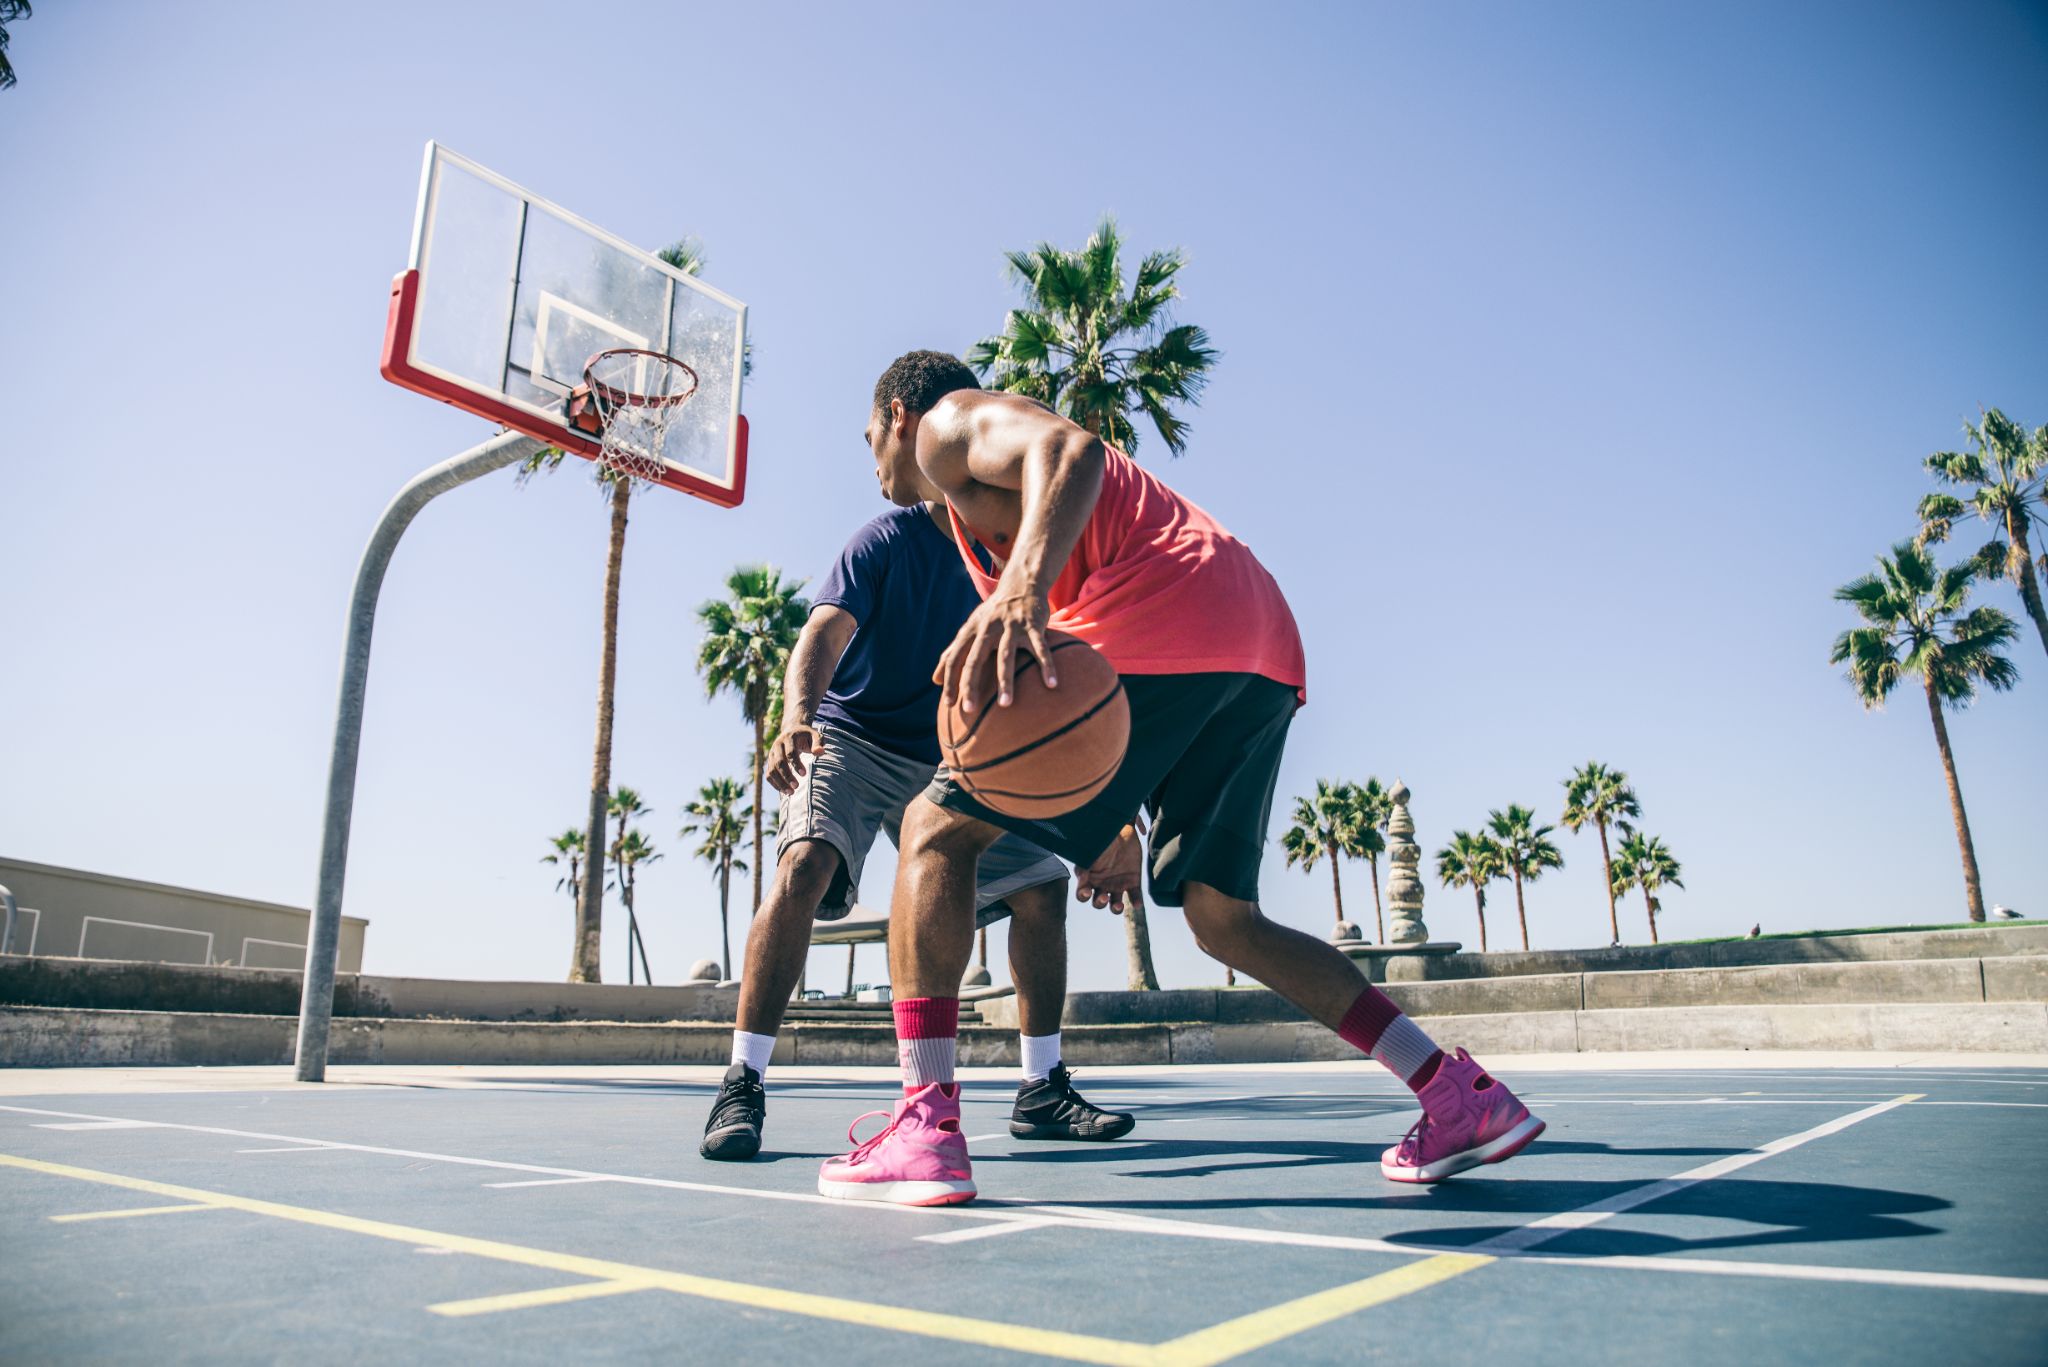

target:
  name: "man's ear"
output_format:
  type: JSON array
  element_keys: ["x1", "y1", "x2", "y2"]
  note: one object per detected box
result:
[{"x1": 890, "y1": 396, "x2": 911, "y2": 436}]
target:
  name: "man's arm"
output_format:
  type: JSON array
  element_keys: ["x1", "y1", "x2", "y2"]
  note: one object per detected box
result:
[
  {"x1": 764, "y1": 605, "x2": 858, "y2": 795},
  {"x1": 921, "y1": 392, "x2": 1105, "y2": 712}
]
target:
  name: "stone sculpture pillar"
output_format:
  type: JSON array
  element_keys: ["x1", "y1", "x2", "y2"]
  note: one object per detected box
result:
[{"x1": 1384, "y1": 780, "x2": 1429, "y2": 944}]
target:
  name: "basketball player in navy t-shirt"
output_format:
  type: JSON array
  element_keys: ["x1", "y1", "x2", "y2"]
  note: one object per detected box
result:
[{"x1": 698, "y1": 469, "x2": 1135, "y2": 1160}]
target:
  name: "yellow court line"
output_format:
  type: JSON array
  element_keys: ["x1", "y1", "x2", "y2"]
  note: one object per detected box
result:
[
  {"x1": 50, "y1": 1202, "x2": 219, "y2": 1224},
  {"x1": 430, "y1": 1280, "x2": 658, "y2": 1318},
  {"x1": 1156, "y1": 1254, "x2": 1494, "y2": 1367},
  {"x1": 0, "y1": 1151, "x2": 1472, "y2": 1365}
]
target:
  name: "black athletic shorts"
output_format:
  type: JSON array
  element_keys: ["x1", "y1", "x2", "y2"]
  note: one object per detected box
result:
[{"x1": 924, "y1": 672, "x2": 1299, "y2": 907}]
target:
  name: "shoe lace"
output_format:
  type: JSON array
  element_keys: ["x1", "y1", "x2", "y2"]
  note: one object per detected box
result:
[
  {"x1": 1395, "y1": 1114, "x2": 1432, "y2": 1164},
  {"x1": 708, "y1": 1076, "x2": 763, "y2": 1127},
  {"x1": 844, "y1": 1109, "x2": 898, "y2": 1162}
]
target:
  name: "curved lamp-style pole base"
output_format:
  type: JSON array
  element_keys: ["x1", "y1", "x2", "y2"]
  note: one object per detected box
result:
[{"x1": 293, "y1": 431, "x2": 546, "y2": 1082}]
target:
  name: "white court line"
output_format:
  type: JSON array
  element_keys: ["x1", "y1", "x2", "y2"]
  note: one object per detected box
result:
[
  {"x1": 917, "y1": 1217, "x2": 1058, "y2": 1244},
  {"x1": 484, "y1": 1176, "x2": 612, "y2": 1189},
  {"x1": 34, "y1": 1120, "x2": 160, "y2": 1132},
  {"x1": 1471, "y1": 1095, "x2": 1921, "y2": 1255},
  {"x1": 237, "y1": 1145, "x2": 336, "y2": 1154},
  {"x1": 8, "y1": 1096, "x2": 2042, "y2": 1298},
  {"x1": 964, "y1": 1133, "x2": 1010, "y2": 1144},
  {"x1": 1515, "y1": 1252, "x2": 2048, "y2": 1297},
  {"x1": 1524, "y1": 1098, "x2": 2048, "y2": 1109}
]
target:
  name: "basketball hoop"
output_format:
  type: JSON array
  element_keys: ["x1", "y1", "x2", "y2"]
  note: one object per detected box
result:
[{"x1": 566, "y1": 347, "x2": 700, "y2": 486}]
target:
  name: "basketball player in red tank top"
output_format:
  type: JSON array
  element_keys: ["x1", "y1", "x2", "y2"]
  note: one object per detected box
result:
[{"x1": 816, "y1": 352, "x2": 1544, "y2": 1208}]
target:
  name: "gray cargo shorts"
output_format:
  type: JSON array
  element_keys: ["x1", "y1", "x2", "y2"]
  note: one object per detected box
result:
[{"x1": 777, "y1": 723, "x2": 1068, "y2": 925}]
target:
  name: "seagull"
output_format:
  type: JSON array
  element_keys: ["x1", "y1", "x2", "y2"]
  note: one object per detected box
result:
[{"x1": 1993, "y1": 904, "x2": 2023, "y2": 921}]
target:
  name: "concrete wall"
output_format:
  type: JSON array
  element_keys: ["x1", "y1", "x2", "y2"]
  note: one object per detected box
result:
[
  {"x1": 1384, "y1": 924, "x2": 2048, "y2": 981},
  {"x1": 8, "y1": 999, "x2": 2046, "y2": 1067},
  {"x1": 0, "y1": 857, "x2": 366, "y2": 973},
  {"x1": 0, "y1": 955, "x2": 738, "y2": 1023}
]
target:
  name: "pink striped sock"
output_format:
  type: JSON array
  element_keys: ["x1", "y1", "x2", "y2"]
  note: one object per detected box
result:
[
  {"x1": 1335, "y1": 986, "x2": 1444, "y2": 1093},
  {"x1": 893, "y1": 996, "x2": 959, "y2": 1091}
]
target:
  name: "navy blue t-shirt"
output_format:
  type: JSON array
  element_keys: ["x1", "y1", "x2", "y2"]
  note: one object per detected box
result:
[{"x1": 811, "y1": 505, "x2": 990, "y2": 765}]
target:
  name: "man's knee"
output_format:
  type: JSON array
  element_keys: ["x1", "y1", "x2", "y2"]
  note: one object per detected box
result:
[
  {"x1": 1183, "y1": 882, "x2": 1259, "y2": 960},
  {"x1": 769, "y1": 840, "x2": 842, "y2": 907},
  {"x1": 1004, "y1": 879, "x2": 1070, "y2": 928},
  {"x1": 899, "y1": 797, "x2": 1002, "y2": 866}
]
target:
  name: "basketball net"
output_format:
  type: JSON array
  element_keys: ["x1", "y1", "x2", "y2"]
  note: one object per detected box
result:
[{"x1": 579, "y1": 349, "x2": 699, "y2": 487}]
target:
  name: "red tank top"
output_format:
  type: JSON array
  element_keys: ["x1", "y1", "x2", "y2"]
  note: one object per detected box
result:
[{"x1": 946, "y1": 444, "x2": 1306, "y2": 699}]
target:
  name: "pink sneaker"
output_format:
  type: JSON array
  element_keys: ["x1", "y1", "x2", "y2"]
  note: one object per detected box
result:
[
  {"x1": 817, "y1": 1082, "x2": 977, "y2": 1206},
  {"x1": 1381, "y1": 1049, "x2": 1545, "y2": 1183}
]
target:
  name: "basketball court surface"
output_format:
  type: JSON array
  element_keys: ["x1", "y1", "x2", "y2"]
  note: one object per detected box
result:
[{"x1": 3, "y1": 1056, "x2": 2043, "y2": 1363}]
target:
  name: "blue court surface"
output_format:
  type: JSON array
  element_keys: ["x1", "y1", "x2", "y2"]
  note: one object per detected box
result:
[{"x1": 2, "y1": 1058, "x2": 2043, "y2": 1364}]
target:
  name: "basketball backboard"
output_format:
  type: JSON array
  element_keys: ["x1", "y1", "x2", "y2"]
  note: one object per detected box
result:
[{"x1": 381, "y1": 143, "x2": 749, "y2": 506}]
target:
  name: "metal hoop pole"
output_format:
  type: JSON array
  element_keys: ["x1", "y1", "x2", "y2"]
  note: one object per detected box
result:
[
  {"x1": 0, "y1": 884, "x2": 17, "y2": 957},
  {"x1": 294, "y1": 430, "x2": 546, "y2": 1081}
]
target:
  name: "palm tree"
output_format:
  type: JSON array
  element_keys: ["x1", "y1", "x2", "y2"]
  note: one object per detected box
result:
[
  {"x1": 610, "y1": 828, "x2": 661, "y2": 984},
  {"x1": 1610, "y1": 831, "x2": 1683, "y2": 944},
  {"x1": 1282, "y1": 780, "x2": 1369, "y2": 938},
  {"x1": 1352, "y1": 778, "x2": 1393, "y2": 943},
  {"x1": 1434, "y1": 830, "x2": 1503, "y2": 953},
  {"x1": 967, "y1": 216, "x2": 1219, "y2": 460},
  {"x1": 514, "y1": 238, "x2": 719, "y2": 983},
  {"x1": 0, "y1": 2, "x2": 30, "y2": 92},
  {"x1": 1917, "y1": 408, "x2": 2048, "y2": 662},
  {"x1": 697, "y1": 566, "x2": 809, "y2": 917},
  {"x1": 1485, "y1": 805, "x2": 1564, "y2": 952},
  {"x1": 1560, "y1": 762, "x2": 1642, "y2": 948},
  {"x1": 607, "y1": 787, "x2": 655, "y2": 984},
  {"x1": 681, "y1": 777, "x2": 751, "y2": 980},
  {"x1": 1832, "y1": 540, "x2": 2018, "y2": 922},
  {"x1": 540, "y1": 829, "x2": 585, "y2": 923}
]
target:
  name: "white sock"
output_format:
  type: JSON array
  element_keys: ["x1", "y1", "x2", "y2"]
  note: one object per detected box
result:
[
  {"x1": 730, "y1": 1030, "x2": 775, "y2": 1078},
  {"x1": 1020, "y1": 1032, "x2": 1062, "y2": 1083},
  {"x1": 899, "y1": 1035, "x2": 957, "y2": 1089}
]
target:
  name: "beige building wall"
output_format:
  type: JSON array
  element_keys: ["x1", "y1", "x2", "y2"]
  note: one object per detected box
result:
[{"x1": 0, "y1": 857, "x2": 366, "y2": 973}]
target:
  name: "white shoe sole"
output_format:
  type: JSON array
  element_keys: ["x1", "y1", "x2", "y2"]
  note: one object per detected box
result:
[
  {"x1": 1382, "y1": 1114, "x2": 1546, "y2": 1183},
  {"x1": 816, "y1": 1175, "x2": 977, "y2": 1206}
]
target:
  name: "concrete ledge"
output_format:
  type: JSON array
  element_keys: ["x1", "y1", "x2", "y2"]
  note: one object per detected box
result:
[
  {"x1": 1396, "y1": 924, "x2": 2048, "y2": 981},
  {"x1": 1575, "y1": 1002, "x2": 2048, "y2": 1053},
  {"x1": 0, "y1": 956, "x2": 739, "y2": 1023},
  {"x1": 11, "y1": 999, "x2": 2046, "y2": 1068},
  {"x1": 1583, "y1": 958, "x2": 1987, "y2": 1010}
]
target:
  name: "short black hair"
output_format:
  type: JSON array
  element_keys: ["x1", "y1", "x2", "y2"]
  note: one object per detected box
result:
[{"x1": 873, "y1": 349, "x2": 980, "y2": 416}]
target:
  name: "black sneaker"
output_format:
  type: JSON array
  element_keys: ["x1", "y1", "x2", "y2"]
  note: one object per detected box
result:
[
  {"x1": 699, "y1": 1062, "x2": 766, "y2": 1161},
  {"x1": 1009, "y1": 1064, "x2": 1135, "y2": 1141}
]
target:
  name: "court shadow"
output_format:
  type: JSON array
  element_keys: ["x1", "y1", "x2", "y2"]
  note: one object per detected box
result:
[
  {"x1": 987, "y1": 1136, "x2": 1375, "y2": 1178},
  {"x1": 1049, "y1": 1175, "x2": 1950, "y2": 1257},
  {"x1": 1523, "y1": 1140, "x2": 1751, "y2": 1158}
]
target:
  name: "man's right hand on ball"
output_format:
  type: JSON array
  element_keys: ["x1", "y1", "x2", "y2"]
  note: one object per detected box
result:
[{"x1": 766, "y1": 724, "x2": 823, "y2": 796}]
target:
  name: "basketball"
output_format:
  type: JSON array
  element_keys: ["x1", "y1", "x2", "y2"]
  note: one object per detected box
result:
[{"x1": 939, "y1": 632, "x2": 1130, "y2": 819}]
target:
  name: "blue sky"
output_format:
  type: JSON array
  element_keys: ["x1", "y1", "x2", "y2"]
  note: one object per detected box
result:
[{"x1": 2, "y1": 1, "x2": 2044, "y2": 992}]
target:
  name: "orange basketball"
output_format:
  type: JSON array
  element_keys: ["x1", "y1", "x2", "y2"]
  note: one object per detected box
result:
[{"x1": 939, "y1": 632, "x2": 1130, "y2": 819}]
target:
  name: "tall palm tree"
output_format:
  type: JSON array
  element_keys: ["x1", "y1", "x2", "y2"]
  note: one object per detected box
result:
[
  {"x1": 1832, "y1": 540, "x2": 2018, "y2": 922},
  {"x1": 0, "y1": 2, "x2": 31, "y2": 91},
  {"x1": 515, "y1": 238, "x2": 719, "y2": 983},
  {"x1": 967, "y1": 216, "x2": 1219, "y2": 460},
  {"x1": 1352, "y1": 778, "x2": 1393, "y2": 943},
  {"x1": 1610, "y1": 831, "x2": 1683, "y2": 944},
  {"x1": 610, "y1": 828, "x2": 661, "y2": 984},
  {"x1": 697, "y1": 566, "x2": 809, "y2": 918},
  {"x1": 1560, "y1": 762, "x2": 1642, "y2": 948},
  {"x1": 1917, "y1": 408, "x2": 2048, "y2": 662},
  {"x1": 607, "y1": 787, "x2": 654, "y2": 984},
  {"x1": 1485, "y1": 805, "x2": 1564, "y2": 952},
  {"x1": 1282, "y1": 780, "x2": 1368, "y2": 938},
  {"x1": 1434, "y1": 830, "x2": 1503, "y2": 953},
  {"x1": 681, "y1": 777, "x2": 751, "y2": 980},
  {"x1": 540, "y1": 829, "x2": 585, "y2": 924}
]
